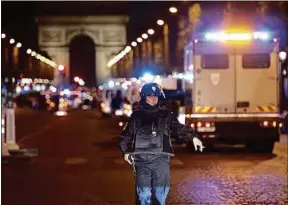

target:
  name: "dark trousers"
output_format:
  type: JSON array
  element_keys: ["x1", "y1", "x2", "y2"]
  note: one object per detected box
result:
[{"x1": 135, "y1": 154, "x2": 170, "y2": 205}]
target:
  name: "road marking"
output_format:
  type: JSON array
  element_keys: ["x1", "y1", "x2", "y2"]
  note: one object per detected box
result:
[
  {"x1": 17, "y1": 121, "x2": 60, "y2": 144},
  {"x1": 170, "y1": 157, "x2": 184, "y2": 165},
  {"x1": 65, "y1": 157, "x2": 88, "y2": 165}
]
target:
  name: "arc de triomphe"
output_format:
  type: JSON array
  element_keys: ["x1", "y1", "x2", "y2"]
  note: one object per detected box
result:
[{"x1": 37, "y1": 16, "x2": 128, "y2": 85}]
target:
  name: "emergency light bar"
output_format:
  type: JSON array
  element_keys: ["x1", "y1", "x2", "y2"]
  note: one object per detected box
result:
[{"x1": 204, "y1": 31, "x2": 270, "y2": 41}]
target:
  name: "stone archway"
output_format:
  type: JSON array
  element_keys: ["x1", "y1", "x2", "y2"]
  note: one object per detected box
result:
[
  {"x1": 69, "y1": 35, "x2": 96, "y2": 86},
  {"x1": 37, "y1": 16, "x2": 128, "y2": 85}
]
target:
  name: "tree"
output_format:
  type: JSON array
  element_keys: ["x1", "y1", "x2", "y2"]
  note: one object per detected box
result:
[
  {"x1": 175, "y1": 3, "x2": 201, "y2": 70},
  {"x1": 176, "y1": 16, "x2": 187, "y2": 67},
  {"x1": 187, "y1": 3, "x2": 202, "y2": 40},
  {"x1": 256, "y1": 1, "x2": 288, "y2": 46},
  {"x1": 223, "y1": 1, "x2": 233, "y2": 28}
]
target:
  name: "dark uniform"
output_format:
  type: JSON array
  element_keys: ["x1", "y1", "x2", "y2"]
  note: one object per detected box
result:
[{"x1": 119, "y1": 83, "x2": 199, "y2": 205}]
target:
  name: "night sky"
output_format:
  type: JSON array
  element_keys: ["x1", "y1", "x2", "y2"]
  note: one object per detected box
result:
[
  {"x1": 1, "y1": 1, "x2": 179, "y2": 49},
  {"x1": 2, "y1": 1, "x2": 287, "y2": 85},
  {"x1": 2, "y1": 1, "x2": 287, "y2": 51}
]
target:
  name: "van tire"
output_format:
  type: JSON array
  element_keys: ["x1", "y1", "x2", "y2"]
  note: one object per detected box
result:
[{"x1": 246, "y1": 140, "x2": 275, "y2": 153}]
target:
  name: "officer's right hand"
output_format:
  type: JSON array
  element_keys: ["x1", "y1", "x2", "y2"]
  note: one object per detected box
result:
[
  {"x1": 124, "y1": 154, "x2": 132, "y2": 164},
  {"x1": 193, "y1": 137, "x2": 205, "y2": 152}
]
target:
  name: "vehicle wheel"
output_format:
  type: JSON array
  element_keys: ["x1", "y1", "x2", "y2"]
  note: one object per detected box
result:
[
  {"x1": 260, "y1": 141, "x2": 275, "y2": 153},
  {"x1": 246, "y1": 140, "x2": 274, "y2": 153}
]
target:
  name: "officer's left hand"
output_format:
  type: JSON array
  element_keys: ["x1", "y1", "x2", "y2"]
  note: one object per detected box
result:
[
  {"x1": 193, "y1": 137, "x2": 205, "y2": 152},
  {"x1": 124, "y1": 154, "x2": 134, "y2": 165}
]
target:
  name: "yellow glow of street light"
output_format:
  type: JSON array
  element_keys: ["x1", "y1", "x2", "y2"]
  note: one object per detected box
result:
[
  {"x1": 131, "y1": 41, "x2": 137, "y2": 47},
  {"x1": 79, "y1": 79, "x2": 85, "y2": 86},
  {"x1": 31, "y1": 51, "x2": 36, "y2": 56},
  {"x1": 107, "y1": 60, "x2": 114, "y2": 68},
  {"x1": 51, "y1": 62, "x2": 57, "y2": 68},
  {"x1": 1, "y1": 33, "x2": 6, "y2": 38},
  {"x1": 120, "y1": 50, "x2": 126, "y2": 57},
  {"x1": 169, "y1": 7, "x2": 178, "y2": 13},
  {"x1": 137, "y1": 37, "x2": 143, "y2": 43},
  {"x1": 148, "y1": 29, "x2": 155, "y2": 35},
  {"x1": 27, "y1": 49, "x2": 32, "y2": 54},
  {"x1": 16, "y1": 42, "x2": 22, "y2": 48},
  {"x1": 157, "y1": 19, "x2": 164, "y2": 26},
  {"x1": 142, "y1": 33, "x2": 148, "y2": 39},
  {"x1": 9, "y1": 38, "x2": 15, "y2": 44}
]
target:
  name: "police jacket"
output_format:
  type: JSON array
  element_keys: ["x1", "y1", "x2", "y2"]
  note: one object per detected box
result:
[{"x1": 119, "y1": 101, "x2": 197, "y2": 156}]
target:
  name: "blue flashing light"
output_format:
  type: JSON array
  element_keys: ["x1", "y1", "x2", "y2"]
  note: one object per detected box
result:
[
  {"x1": 142, "y1": 73, "x2": 154, "y2": 82},
  {"x1": 253, "y1": 32, "x2": 270, "y2": 40}
]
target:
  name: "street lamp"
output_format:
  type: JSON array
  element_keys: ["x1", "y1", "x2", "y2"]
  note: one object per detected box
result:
[
  {"x1": 279, "y1": 51, "x2": 287, "y2": 62},
  {"x1": 125, "y1": 46, "x2": 131, "y2": 53},
  {"x1": 78, "y1": 79, "x2": 85, "y2": 86},
  {"x1": 9, "y1": 38, "x2": 15, "y2": 44},
  {"x1": 31, "y1": 51, "x2": 36, "y2": 56},
  {"x1": 26, "y1": 49, "x2": 32, "y2": 54},
  {"x1": 16, "y1": 42, "x2": 22, "y2": 48},
  {"x1": 137, "y1": 37, "x2": 143, "y2": 43},
  {"x1": 157, "y1": 19, "x2": 164, "y2": 26},
  {"x1": 169, "y1": 7, "x2": 178, "y2": 13},
  {"x1": 142, "y1": 33, "x2": 148, "y2": 39},
  {"x1": 147, "y1": 29, "x2": 155, "y2": 35},
  {"x1": 58, "y1": 64, "x2": 64, "y2": 71},
  {"x1": 1, "y1": 33, "x2": 6, "y2": 38},
  {"x1": 74, "y1": 76, "x2": 80, "y2": 82},
  {"x1": 131, "y1": 41, "x2": 137, "y2": 47}
]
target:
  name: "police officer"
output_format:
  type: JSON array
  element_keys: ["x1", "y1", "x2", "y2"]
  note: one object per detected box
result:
[{"x1": 119, "y1": 83, "x2": 204, "y2": 205}]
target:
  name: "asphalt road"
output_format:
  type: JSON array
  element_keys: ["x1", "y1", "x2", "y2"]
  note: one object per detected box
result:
[{"x1": 2, "y1": 109, "x2": 288, "y2": 205}]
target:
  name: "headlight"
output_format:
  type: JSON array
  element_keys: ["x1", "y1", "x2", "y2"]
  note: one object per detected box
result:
[
  {"x1": 55, "y1": 111, "x2": 67, "y2": 116},
  {"x1": 115, "y1": 110, "x2": 123, "y2": 116}
]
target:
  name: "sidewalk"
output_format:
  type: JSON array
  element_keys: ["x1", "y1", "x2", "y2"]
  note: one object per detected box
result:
[{"x1": 274, "y1": 134, "x2": 288, "y2": 161}]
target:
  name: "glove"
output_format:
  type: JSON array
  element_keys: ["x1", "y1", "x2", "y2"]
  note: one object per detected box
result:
[{"x1": 193, "y1": 137, "x2": 205, "y2": 152}]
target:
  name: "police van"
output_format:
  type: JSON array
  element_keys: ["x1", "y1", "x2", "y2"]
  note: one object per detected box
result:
[{"x1": 183, "y1": 31, "x2": 282, "y2": 152}]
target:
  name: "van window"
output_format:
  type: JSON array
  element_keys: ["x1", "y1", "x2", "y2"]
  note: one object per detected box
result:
[
  {"x1": 242, "y1": 54, "x2": 270, "y2": 68},
  {"x1": 201, "y1": 54, "x2": 229, "y2": 69}
]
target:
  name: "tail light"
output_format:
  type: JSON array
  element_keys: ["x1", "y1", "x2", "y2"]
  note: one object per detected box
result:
[
  {"x1": 260, "y1": 121, "x2": 281, "y2": 128},
  {"x1": 190, "y1": 122, "x2": 215, "y2": 132},
  {"x1": 191, "y1": 122, "x2": 215, "y2": 128}
]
